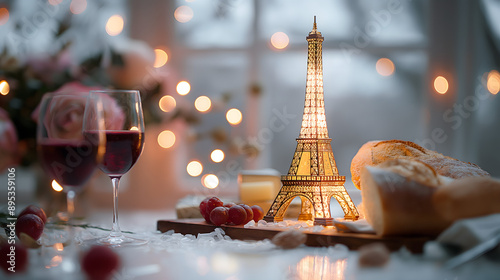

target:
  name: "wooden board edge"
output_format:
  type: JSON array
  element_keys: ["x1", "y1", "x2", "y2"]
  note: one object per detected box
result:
[{"x1": 157, "y1": 219, "x2": 429, "y2": 253}]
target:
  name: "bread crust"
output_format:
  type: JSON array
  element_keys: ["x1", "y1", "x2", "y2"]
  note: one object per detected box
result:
[{"x1": 351, "y1": 140, "x2": 489, "y2": 189}]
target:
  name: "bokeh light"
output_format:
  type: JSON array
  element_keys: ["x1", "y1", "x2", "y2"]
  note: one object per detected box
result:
[
  {"x1": 130, "y1": 126, "x2": 139, "y2": 131},
  {"x1": 52, "y1": 180, "x2": 63, "y2": 192},
  {"x1": 176, "y1": 81, "x2": 191, "y2": 96},
  {"x1": 226, "y1": 108, "x2": 242, "y2": 125},
  {"x1": 106, "y1": 15, "x2": 124, "y2": 36},
  {"x1": 270, "y1": 32, "x2": 289, "y2": 50},
  {"x1": 154, "y1": 49, "x2": 168, "y2": 68},
  {"x1": 159, "y1": 95, "x2": 176, "y2": 112},
  {"x1": 174, "y1": 6, "x2": 193, "y2": 23},
  {"x1": 0, "y1": 80, "x2": 10, "y2": 96},
  {"x1": 0, "y1": 8, "x2": 9, "y2": 25},
  {"x1": 195, "y1": 96, "x2": 211, "y2": 112},
  {"x1": 70, "y1": 0, "x2": 87, "y2": 14},
  {"x1": 434, "y1": 76, "x2": 449, "y2": 95},
  {"x1": 210, "y1": 149, "x2": 225, "y2": 163},
  {"x1": 487, "y1": 70, "x2": 500, "y2": 95},
  {"x1": 202, "y1": 174, "x2": 219, "y2": 189},
  {"x1": 376, "y1": 58, "x2": 395, "y2": 76},
  {"x1": 187, "y1": 161, "x2": 203, "y2": 177},
  {"x1": 158, "y1": 130, "x2": 176, "y2": 148}
]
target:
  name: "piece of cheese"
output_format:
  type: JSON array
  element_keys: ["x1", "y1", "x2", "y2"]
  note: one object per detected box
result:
[
  {"x1": 240, "y1": 181, "x2": 275, "y2": 202},
  {"x1": 238, "y1": 169, "x2": 282, "y2": 197}
]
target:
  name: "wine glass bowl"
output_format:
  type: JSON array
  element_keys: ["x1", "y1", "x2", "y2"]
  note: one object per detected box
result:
[
  {"x1": 90, "y1": 89, "x2": 147, "y2": 247},
  {"x1": 37, "y1": 92, "x2": 105, "y2": 211}
]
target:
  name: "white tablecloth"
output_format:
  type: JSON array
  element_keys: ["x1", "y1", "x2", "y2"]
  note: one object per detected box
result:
[{"x1": 3, "y1": 210, "x2": 500, "y2": 280}]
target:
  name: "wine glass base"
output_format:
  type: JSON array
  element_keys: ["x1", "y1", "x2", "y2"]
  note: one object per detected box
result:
[{"x1": 88, "y1": 234, "x2": 148, "y2": 247}]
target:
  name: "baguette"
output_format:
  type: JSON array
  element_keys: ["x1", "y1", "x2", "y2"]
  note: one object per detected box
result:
[
  {"x1": 361, "y1": 159, "x2": 451, "y2": 236},
  {"x1": 433, "y1": 176, "x2": 500, "y2": 221},
  {"x1": 351, "y1": 140, "x2": 489, "y2": 189}
]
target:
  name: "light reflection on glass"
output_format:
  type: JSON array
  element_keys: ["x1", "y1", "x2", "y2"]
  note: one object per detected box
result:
[{"x1": 45, "y1": 255, "x2": 63, "y2": 269}]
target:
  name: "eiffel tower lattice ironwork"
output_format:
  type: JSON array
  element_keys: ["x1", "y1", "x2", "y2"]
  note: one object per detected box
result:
[{"x1": 263, "y1": 17, "x2": 359, "y2": 226}]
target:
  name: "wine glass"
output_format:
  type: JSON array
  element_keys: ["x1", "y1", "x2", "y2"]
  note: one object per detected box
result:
[
  {"x1": 37, "y1": 92, "x2": 106, "y2": 240},
  {"x1": 90, "y1": 89, "x2": 147, "y2": 247}
]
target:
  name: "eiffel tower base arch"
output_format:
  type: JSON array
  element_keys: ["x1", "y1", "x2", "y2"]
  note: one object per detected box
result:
[{"x1": 263, "y1": 176, "x2": 359, "y2": 226}]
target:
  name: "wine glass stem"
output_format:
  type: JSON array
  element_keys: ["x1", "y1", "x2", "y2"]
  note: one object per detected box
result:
[
  {"x1": 66, "y1": 190, "x2": 76, "y2": 244},
  {"x1": 110, "y1": 177, "x2": 122, "y2": 237},
  {"x1": 67, "y1": 190, "x2": 76, "y2": 219}
]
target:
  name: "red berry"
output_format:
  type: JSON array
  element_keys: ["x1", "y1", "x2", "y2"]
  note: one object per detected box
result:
[
  {"x1": 204, "y1": 197, "x2": 223, "y2": 223},
  {"x1": 239, "y1": 204, "x2": 253, "y2": 224},
  {"x1": 82, "y1": 245, "x2": 120, "y2": 280},
  {"x1": 228, "y1": 205, "x2": 247, "y2": 225},
  {"x1": 199, "y1": 197, "x2": 211, "y2": 223},
  {"x1": 223, "y1": 202, "x2": 236, "y2": 208},
  {"x1": 15, "y1": 214, "x2": 44, "y2": 241},
  {"x1": 0, "y1": 242, "x2": 28, "y2": 273},
  {"x1": 19, "y1": 205, "x2": 47, "y2": 224},
  {"x1": 210, "y1": 207, "x2": 229, "y2": 226},
  {"x1": 251, "y1": 205, "x2": 264, "y2": 222}
]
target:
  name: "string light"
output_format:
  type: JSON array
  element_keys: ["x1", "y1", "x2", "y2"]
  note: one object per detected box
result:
[
  {"x1": 106, "y1": 15, "x2": 124, "y2": 36},
  {"x1": 271, "y1": 32, "x2": 289, "y2": 50},
  {"x1": 176, "y1": 81, "x2": 191, "y2": 96},
  {"x1": 52, "y1": 180, "x2": 63, "y2": 192},
  {"x1": 487, "y1": 70, "x2": 500, "y2": 95},
  {"x1": 70, "y1": 0, "x2": 87, "y2": 14},
  {"x1": 210, "y1": 149, "x2": 225, "y2": 163},
  {"x1": 174, "y1": 6, "x2": 193, "y2": 23},
  {"x1": 154, "y1": 49, "x2": 168, "y2": 68},
  {"x1": 0, "y1": 7, "x2": 9, "y2": 25},
  {"x1": 159, "y1": 95, "x2": 176, "y2": 112},
  {"x1": 0, "y1": 80, "x2": 10, "y2": 95},
  {"x1": 376, "y1": 58, "x2": 395, "y2": 76},
  {"x1": 187, "y1": 161, "x2": 203, "y2": 177},
  {"x1": 202, "y1": 174, "x2": 219, "y2": 189},
  {"x1": 434, "y1": 76, "x2": 449, "y2": 95},
  {"x1": 158, "y1": 130, "x2": 176, "y2": 148},
  {"x1": 226, "y1": 108, "x2": 242, "y2": 125},
  {"x1": 194, "y1": 96, "x2": 211, "y2": 112}
]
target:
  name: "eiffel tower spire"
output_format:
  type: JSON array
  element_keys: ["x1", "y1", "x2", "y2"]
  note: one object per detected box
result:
[
  {"x1": 264, "y1": 18, "x2": 359, "y2": 225},
  {"x1": 300, "y1": 15, "x2": 328, "y2": 139}
]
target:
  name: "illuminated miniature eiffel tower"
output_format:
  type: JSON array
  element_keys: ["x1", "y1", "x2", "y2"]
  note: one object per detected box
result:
[{"x1": 264, "y1": 17, "x2": 359, "y2": 226}]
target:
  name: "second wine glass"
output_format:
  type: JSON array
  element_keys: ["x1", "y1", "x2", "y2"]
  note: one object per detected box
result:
[{"x1": 91, "y1": 89, "x2": 147, "y2": 247}]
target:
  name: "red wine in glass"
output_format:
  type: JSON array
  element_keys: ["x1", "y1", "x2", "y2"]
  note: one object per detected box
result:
[
  {"x1": 89, "y1": 89, "x2": 147, "y2": 247},
  {"x1": 38, "y1": 139, "x2": 99, "y2": 189},
  {"x1": 99, "y1": 131, "x2": 144, "y2": 177}
]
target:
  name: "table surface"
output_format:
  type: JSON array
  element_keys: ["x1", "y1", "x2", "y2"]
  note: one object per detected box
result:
[{"x1": 3, "y1": 209, "x2": 500, "y2": 280}]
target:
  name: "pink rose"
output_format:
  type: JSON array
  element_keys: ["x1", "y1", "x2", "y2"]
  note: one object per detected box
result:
[
  {"x1": 32, "y1": 82, "x2": 125, "y2": 139},
  {"x1": 0, "y1": 107, "x2": 18, "y2": 172}
]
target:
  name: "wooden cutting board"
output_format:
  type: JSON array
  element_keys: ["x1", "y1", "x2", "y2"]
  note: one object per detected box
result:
[{"x1": 157, "y1": 219, "x2": 430, "y2": 253}]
